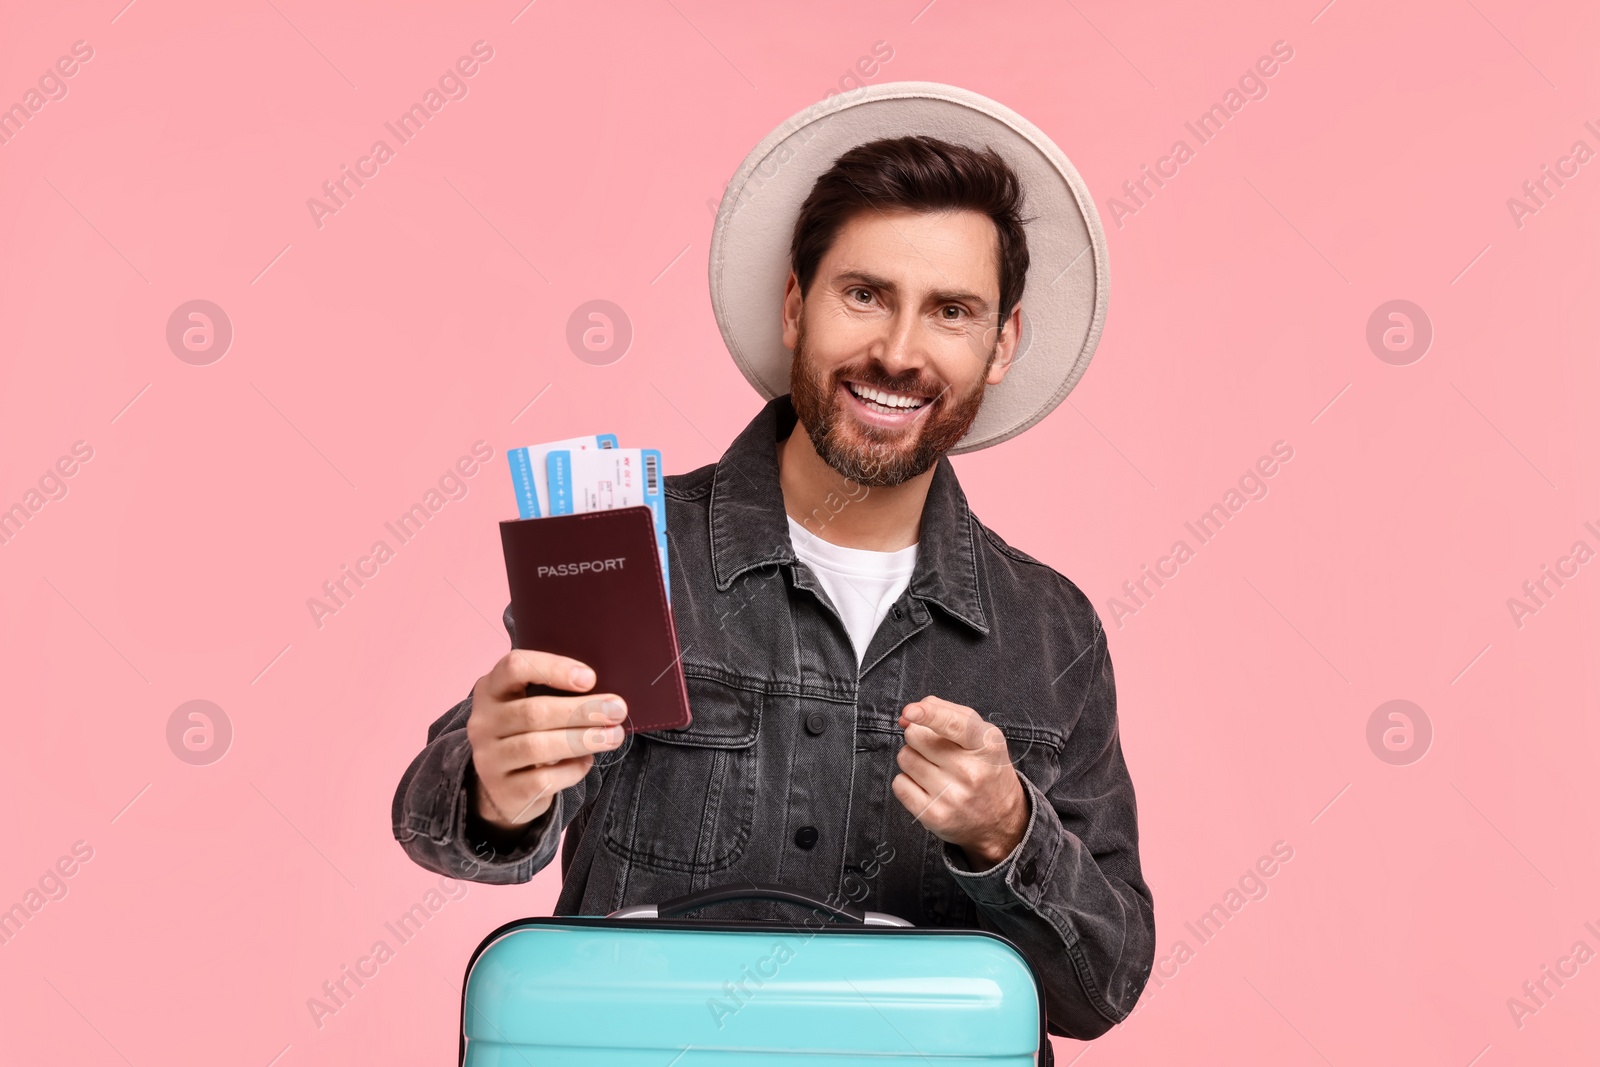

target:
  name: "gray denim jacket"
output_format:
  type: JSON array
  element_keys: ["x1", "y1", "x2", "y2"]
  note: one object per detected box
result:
[{"x1": 392, "y1": 394, "x2": 1155, "y2": 1041}]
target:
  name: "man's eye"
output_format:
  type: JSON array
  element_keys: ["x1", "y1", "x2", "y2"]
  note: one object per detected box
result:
[
  {"x1": 941, "y1": 305, "x2": 967, "y2": 320},
  {"x1": 850, "y1": 288, "x2": 874, "y2": 303}
]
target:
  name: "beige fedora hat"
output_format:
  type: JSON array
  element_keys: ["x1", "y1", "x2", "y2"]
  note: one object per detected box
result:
[{"x1": 707, "y1": 80, "x2": 1109, "y2": 453}]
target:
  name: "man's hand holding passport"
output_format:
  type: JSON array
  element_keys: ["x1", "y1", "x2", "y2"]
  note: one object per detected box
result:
[{"x1": 468, "y1": 432, "x2": 689, "y2": 836}]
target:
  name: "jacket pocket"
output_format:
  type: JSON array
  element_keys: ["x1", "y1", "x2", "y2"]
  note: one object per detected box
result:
[
  {"x1": 600, "y1": 672, "x2": 762, "y2": 873},
  {"x1": 991, "y1": 717, "x2": 1069, "y2": 795}
]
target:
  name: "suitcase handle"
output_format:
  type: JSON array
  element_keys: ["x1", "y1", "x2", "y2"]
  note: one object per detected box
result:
[
  {"x1": 608, "y1": 881, "x2": 914, "y2": 925},
  {"x1": 658, "y1": 882, "x2": 866, "y2": 923}
]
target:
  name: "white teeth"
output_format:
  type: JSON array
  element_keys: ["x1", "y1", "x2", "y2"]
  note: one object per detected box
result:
[{"x1": 849, "y1": 382, "x2": 925, "y2": 410}]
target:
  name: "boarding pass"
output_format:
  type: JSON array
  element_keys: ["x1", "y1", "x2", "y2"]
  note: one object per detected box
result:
[{"x1": 507, "y1": 433, "x2": 618, "y2": 519}]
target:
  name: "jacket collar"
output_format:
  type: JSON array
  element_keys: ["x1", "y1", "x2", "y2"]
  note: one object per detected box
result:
[{"x1": 708, "y1": 394, "x2": 989, "y2": 635}]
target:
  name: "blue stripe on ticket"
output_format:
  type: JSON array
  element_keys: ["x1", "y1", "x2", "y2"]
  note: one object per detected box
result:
[
  {"x1": 508, "y1": 447, "x2": 539, "y2": 519},
  {"x1": 547, "y1": 450, "x2": 574, "y2": 515},
  {"x1": 641, "y1": 449, "x2": 664, "y2": 534},
  {"x1": 658, "y1": 528, "x2": 671, "y2": 604}
]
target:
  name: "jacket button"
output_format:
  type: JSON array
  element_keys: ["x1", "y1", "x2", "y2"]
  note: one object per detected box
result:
[
  {"x1": 892, "y1": 605, "x2": 904, "y2": 619},
  {"x1": 794, "y1": 825, "x2": 819, "y2": 850},
  {"x1": 805, "y1": 712, "x2": 827, "y2": 735},
  {"x1": 1018, "y1": 858, "x2": 1037, "y2": 886}
]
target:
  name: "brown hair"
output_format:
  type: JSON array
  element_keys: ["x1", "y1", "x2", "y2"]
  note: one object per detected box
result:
[{"x1": 788, "y1": 134, "x2": 1034, "y2": 328}]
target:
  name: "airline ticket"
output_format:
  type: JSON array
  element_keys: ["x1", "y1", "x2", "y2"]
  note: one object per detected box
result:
[{"x1": 507, "y1": 433, "x2": 617, "y2": 519}]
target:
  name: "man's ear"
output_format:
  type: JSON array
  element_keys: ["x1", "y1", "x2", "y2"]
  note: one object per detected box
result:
[
  {"x1": 781, "y1": 271, "x2": 803, "y2": 351},
  {"x1": 985, "y1": 305, "x2": 1023, "y2": 386}
]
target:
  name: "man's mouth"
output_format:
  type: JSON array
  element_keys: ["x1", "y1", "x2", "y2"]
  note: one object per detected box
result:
[{"x1": 842, "y1": 379, "x2": 934, "y2": 418}]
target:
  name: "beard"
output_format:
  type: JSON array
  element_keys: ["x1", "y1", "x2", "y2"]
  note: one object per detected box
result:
[{"x1": 788, "y1": 314, "x2": 992, "y2": 488}]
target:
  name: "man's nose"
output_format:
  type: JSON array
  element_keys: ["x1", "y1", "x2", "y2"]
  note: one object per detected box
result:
[{"x1": 870, "y1": 310, "x2": 930, "y2": 378}]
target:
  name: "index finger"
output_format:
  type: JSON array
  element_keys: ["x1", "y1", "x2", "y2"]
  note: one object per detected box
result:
[
  {"x1": 901, "y1": 695, "x2": 992, "y2": 752},
  {"x1": 483, "y1": 648, "x2": 596, "y2": 701}
]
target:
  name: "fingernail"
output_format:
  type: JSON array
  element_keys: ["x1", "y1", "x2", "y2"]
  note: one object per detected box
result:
[
  {"x1": 584, "y1": 699, "x2": 627, "y2": 723},
  {"x1": 586, "y1": 725, "x2": 623, "y2": 745},
  {"x1": 571, "y1": 665, "x2": 596, "y2": 688}
]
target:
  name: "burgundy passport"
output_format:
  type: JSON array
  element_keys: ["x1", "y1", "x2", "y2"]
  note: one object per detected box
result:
[{"x1": 498, "y1": 506, "x2": 691, "y2": 734}]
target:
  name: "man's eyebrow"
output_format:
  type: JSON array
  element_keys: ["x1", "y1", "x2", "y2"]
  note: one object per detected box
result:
[{"x1": 832, "y1": 269, "x2": 992, "y2": 311}]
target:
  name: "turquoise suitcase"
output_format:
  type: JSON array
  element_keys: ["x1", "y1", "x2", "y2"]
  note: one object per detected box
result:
[{"x1": 459, "y1": 882, "x2": 1048, "y2": 1065}]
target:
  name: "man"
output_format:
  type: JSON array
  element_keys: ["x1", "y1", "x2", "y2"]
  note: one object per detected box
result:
[{"x1": 394, "y1": 83, "x2": 1155, "y2": 1045}]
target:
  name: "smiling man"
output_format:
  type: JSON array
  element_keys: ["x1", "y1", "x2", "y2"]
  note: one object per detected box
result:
[{"x1": 393, "y1": 84, "x2": 1155, "y2": 1048}]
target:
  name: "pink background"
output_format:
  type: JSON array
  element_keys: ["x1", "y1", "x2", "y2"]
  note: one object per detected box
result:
[{"x1": 2, "y1": 0, "x2": 1597, "y2": 1063}]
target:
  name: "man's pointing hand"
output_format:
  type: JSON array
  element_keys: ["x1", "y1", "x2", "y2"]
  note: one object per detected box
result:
[{"x1": 890, "y1": 695, "x2": 1028, "y2": 869}]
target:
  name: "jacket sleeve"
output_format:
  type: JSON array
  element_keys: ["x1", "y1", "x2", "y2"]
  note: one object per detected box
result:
[
  {"x1": 939, "y1": 618, "x2": 1155, "y2": 1040},
  {"x1": 390, "y1": 603, "x2": 605, "y2": 885}
]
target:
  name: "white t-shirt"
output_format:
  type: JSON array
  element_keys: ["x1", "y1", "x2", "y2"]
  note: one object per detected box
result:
[{"x1": 786, "y1": 515, "x2": 918, "y2": 665}]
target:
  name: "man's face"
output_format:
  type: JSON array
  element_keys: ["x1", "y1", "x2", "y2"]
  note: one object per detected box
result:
[{"x1": 783, "y1": 207, "x2": 1021, "y2": 487}]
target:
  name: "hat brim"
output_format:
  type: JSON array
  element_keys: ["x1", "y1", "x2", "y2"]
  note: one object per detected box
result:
[{"x1": 708, "y1": 80, "x2": 1109, "y2": 454}]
